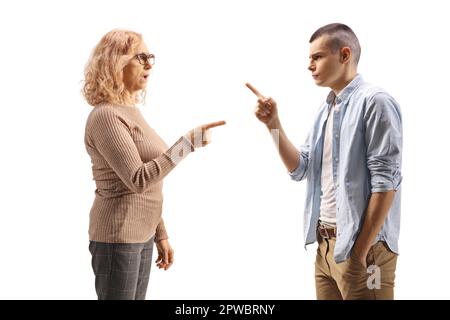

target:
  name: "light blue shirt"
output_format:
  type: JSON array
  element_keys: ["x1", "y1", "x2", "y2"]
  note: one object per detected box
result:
[{"x1": 289, "y1": 74, "x2": 402, "y2": 263}]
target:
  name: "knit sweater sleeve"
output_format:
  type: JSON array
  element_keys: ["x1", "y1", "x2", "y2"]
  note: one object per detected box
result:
[
  {"x1": 155, "y1": 218, "x2": 169, "y2": 242},
  {"x1": 88, "y1": 107, "x2": 194, "y2": 194}
]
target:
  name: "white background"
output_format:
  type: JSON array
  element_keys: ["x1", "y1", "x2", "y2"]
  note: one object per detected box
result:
[{"x1": 0, "y1": 0, "x2": 449, "y2": 299}]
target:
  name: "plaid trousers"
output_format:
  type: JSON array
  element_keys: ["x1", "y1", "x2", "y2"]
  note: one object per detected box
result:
[{"x1": 89, "y1": 237, "x2": 154, "y2": 300}]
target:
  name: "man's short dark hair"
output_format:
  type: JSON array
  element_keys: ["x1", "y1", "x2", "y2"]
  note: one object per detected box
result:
[{"x1": 310, "y1": 23, "x2": 361, "y2": 65}]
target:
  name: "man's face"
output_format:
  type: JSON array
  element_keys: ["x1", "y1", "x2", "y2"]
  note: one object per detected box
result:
[{"x1": 308, "y1": 35, "x2": 345, "y2": 88}]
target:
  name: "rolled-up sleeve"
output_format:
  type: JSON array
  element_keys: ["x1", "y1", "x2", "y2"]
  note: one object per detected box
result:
[
  {"x1": 364, "y1": 92, "x2": 403, "y2": 193},
  {"x1": 289, "y1": 136, "x2": 311, "y2": 182}
]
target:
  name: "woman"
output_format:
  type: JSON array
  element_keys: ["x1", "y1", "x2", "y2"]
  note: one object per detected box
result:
[{"x1": 83, "y1": 29, "x2": 225, "y2": 300}]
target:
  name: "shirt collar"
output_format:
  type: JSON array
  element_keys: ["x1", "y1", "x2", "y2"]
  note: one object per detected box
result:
[{"x1": 326, "y1": 74, "x2": 364, "y2": 105}]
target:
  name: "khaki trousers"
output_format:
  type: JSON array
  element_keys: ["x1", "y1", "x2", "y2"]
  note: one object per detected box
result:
[{"x1": 315, "y1": 235, "x2": 398, "y2": 300}]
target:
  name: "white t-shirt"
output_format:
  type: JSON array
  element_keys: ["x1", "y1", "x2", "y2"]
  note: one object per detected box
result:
[{"x1": 319, "y1": 104, "x2": 337, "y2": 226}]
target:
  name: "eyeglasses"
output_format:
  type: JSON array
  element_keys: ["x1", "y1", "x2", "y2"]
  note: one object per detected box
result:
[{"x1": 135, "y1": 53, "x2": 155, "y2": 66}]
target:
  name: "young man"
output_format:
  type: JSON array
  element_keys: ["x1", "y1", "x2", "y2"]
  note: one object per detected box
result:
[{"x1": 247, "y1": 23, "x2": 402, "y2": 300}]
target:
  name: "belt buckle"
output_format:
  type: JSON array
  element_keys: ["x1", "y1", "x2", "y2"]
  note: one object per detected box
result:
[{"x1": 318, "y1": 224, "x2": 330, "y2": 239}]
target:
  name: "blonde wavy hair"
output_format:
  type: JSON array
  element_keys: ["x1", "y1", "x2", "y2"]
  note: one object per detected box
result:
[{"x1": 83, "y1": 29, "x2": 145, "y2": 107}]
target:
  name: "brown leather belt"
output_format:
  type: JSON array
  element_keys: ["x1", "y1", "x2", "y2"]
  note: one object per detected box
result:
[{"x1": 317, "y1": 223, "x2": 337, "y2": 239}]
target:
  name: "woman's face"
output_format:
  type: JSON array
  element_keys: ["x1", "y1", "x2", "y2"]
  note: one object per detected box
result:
[{"x1": 123, "y1": 41, "x2": 152, "y2": 95}]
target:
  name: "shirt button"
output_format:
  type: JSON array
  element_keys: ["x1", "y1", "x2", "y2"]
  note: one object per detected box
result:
[{"x1": 335, "y1": 158, "x2": 339, "y2": 162}]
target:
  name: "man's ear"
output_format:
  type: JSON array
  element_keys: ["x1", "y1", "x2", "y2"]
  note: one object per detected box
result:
[{"x1": 340, "y1": 47, "x2": 352, "y2": 64}]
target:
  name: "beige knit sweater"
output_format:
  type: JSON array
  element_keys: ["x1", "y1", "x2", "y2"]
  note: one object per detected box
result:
[{"x1": 84, "y1": 103, "x2": 193, "y2": 243}]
